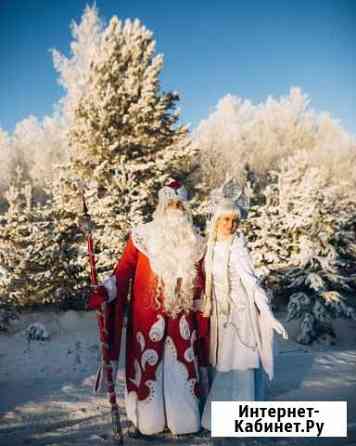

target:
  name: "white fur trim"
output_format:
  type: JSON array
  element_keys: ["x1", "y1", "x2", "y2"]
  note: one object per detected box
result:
[
  {"x1": 129, "y1": 360, "x2": 142, "y2": 388},
  {"x1": 131, "y1": 224, "x2": 149, "y2": 256},
  {"x1": 126, "y1": 334, "x2": 201, "y2": 434},
  {"x1": 102, "y1": 275, "x2": 117, "y2": 303},
  {"x1": 163, "y1": 336, "x2": 200, "y2": 433},
  {"x1": 125, "y1": 362, "x2": 165, "y2": 435}
]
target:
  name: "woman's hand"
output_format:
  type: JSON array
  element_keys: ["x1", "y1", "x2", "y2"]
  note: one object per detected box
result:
[{"x1": 271, "y1": 319, "x2": 288, "y2": 339}]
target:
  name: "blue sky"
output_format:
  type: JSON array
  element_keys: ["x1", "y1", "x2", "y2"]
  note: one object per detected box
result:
[{"x1": 0, "y1": 0, "x2": 355, "y2": 135}]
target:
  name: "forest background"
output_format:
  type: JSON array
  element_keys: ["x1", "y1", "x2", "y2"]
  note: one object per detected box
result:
[{"x1": 0, "y1": 4, "x2": 355, "y2": 345}]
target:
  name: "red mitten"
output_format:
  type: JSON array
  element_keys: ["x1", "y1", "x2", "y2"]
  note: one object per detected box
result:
[{"x1": 87, "y1": 286, "x2": 108, "y2": 310}]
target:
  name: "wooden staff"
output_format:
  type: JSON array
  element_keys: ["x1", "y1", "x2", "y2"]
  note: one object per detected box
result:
[{"x1": 82, "y1": 196, "x2": 124, "y2": 444}]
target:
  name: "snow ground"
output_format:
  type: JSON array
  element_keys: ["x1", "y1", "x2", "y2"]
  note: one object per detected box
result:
[{"x1": 1, "y1": 311, "x2": 356, "y2": 446}]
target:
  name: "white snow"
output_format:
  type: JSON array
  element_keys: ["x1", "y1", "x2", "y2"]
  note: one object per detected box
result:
[{"x1": 0, "y1": 310, "x2": 356, "y2": 446}]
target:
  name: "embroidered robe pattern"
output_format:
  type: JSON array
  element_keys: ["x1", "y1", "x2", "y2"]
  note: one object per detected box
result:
[{"x1": 105, "y1": 226, "x2": 208, "y2": 435}]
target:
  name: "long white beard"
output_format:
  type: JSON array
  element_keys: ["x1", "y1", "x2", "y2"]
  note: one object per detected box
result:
[{"x1": 146, "y1": 209, "x2": 202, "y2": 317}]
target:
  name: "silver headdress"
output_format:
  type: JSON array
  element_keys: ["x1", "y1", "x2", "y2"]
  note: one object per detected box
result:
[{"x1": 207, "y1": 175, "x2": 250, "y2": 222}]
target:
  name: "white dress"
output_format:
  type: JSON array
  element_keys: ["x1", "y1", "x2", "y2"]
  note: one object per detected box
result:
[
  {"x1": 211, "y1": 239, "x2": 259, "y2": 370},
  {"x1": 201, "y1": 237, "x2": 270, "y2": 430}
]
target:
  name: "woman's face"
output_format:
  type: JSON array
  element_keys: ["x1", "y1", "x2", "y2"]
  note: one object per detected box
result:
[{"x1": 216, "y1": 212, "x2": 239, "y2": 238}]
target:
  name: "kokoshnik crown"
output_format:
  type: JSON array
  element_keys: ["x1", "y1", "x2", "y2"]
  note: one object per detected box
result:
[{"x1": 207, "y1": 175, "x2": 250, "y2": 221}]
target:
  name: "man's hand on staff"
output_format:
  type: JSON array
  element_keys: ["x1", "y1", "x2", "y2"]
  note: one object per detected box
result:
[{"x1": 87, "y1": 285, "x2": 108, "y2": 310}]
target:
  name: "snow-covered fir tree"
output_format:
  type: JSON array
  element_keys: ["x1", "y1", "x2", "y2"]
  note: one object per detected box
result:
[
  {"x1": 0, "y1": 7, "x2": 102, "y2": 198},
  {"x1": 52, "y1": 4, "x2": 104, "y2": 127},
  {"x1": 0, "y1": 168, "x2": 87, "y2": 312},
  {"x1": 67, "y1": 16, "x2": 192, "y2": 274},
  {"x1": 244, "y1": 151, "x2": 356, "y2": 344},
  {"x1": 0, "y1": 8, "x2": 192, "y2": 314}
]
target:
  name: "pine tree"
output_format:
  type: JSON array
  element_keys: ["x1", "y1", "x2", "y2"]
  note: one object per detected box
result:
[
  {"x1": 68, "y1": 16, "x2": 192, "y2": 274},
  {"x1": 244, "y1": 151, "x2": 356, "y2": 344},
  {"x1": 0, "y1": 168, "x2": 87, "y2": 312},
  {"x1": 52, "y1": 4, "x2": 104, "y2": 126}
]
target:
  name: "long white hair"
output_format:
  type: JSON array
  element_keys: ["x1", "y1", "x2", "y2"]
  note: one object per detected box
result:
[{"x1": 203, "y1": 199, "x2": 241, "y2": 316}]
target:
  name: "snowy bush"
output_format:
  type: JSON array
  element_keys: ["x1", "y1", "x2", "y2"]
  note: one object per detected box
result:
[{"x1": 25, "y1": 323, "x2": 49, "y2": 342}]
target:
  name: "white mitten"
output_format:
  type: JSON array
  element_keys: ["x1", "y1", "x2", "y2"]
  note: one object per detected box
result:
[
  {"x1": 102, "y1": 275, "x2": 117, "y2": 303},
  {"x1": 272, "y1": 319, "x2": 288, "y2": 339}
]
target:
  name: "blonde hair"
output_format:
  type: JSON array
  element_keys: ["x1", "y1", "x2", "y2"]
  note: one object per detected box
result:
[{"x1": 203, "y1": 202, "x2": 240, "y2": 316}]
